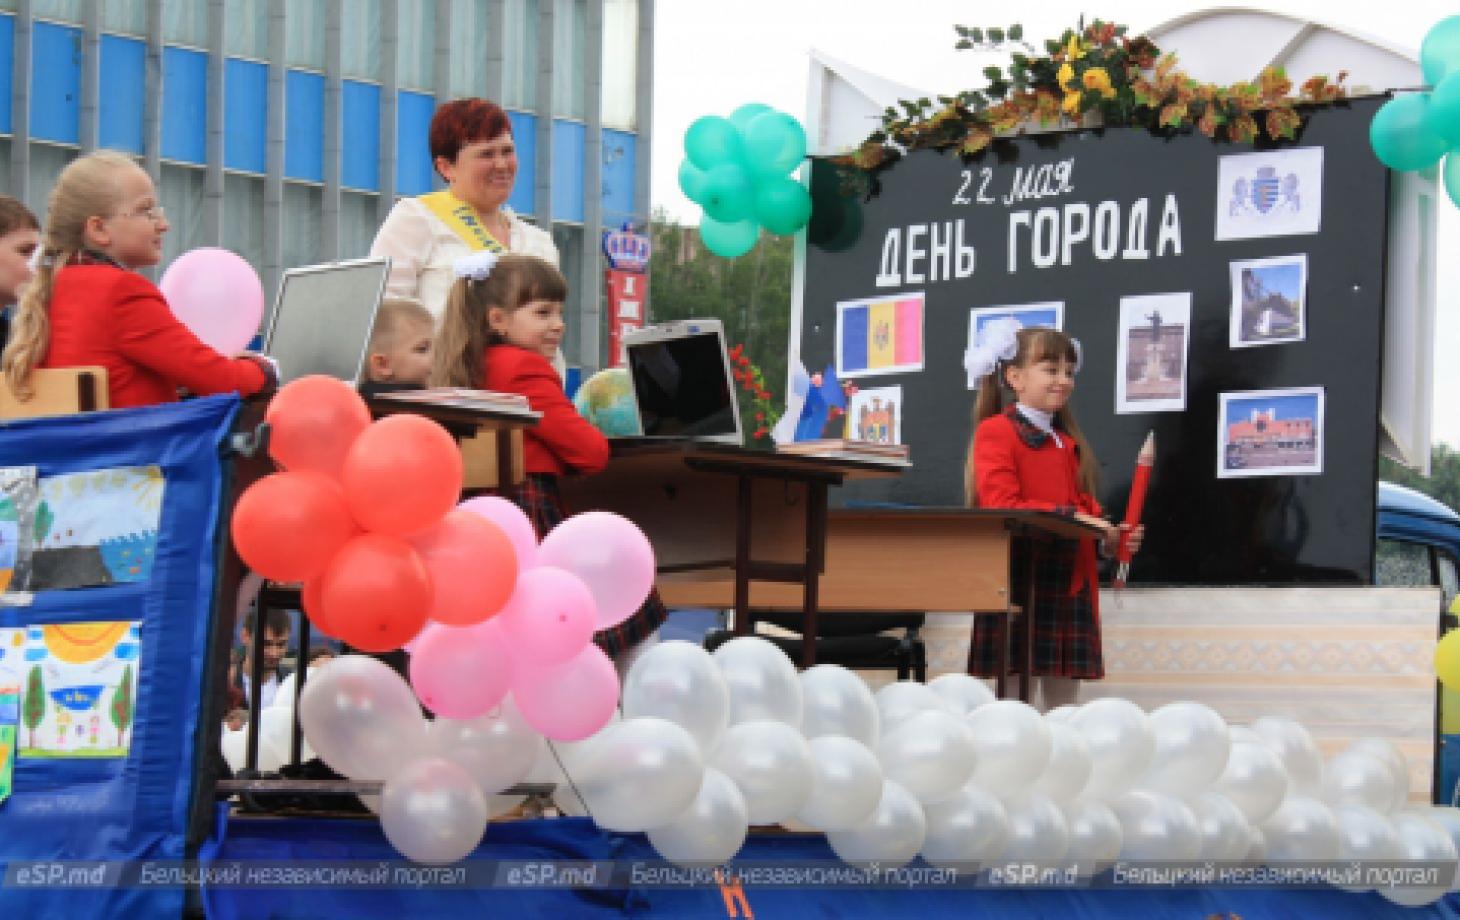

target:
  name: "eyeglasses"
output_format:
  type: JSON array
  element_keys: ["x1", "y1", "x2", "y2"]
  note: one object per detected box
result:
[{"x1": 124, "y1": 205, "x2": 166, "y2": 223}]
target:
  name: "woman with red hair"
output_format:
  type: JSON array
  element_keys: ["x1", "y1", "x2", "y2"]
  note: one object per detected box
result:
[{"x1": 371, "y1": 98, "x2": 558, "y2": 325}]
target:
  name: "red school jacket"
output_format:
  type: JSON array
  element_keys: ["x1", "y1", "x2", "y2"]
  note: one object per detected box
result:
[
  {"x1": 40, "y1": 263, "x2": 268, "y2": 409},
  {"x1": 480, "y1": 344, "x2": 610, "y2": 476}
]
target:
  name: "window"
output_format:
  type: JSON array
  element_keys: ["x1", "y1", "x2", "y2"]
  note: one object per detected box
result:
[
  {"x1": 396, "y1": 0, "x2": 435, "y2": 90},
  {"x1": 551, "y1": 0, "x2": 584, "y2": 119},
  {"x1": 286, "y1": 0, "x2": 326, "y2": 70},
  {"x1": 282, "y1": 183, "x2": 324, "y2": 270},
  {"x1": 33, "y1": 1, "x2": 84, "y2": 24},
  {"x1": 551, "y1": 223, "x2": 582, "y2": 361},
  {"x1": 224, "y1": 0, "x2": 268, "y2": 59},
  {"x1": 601, "y1": 0, "x2": 637, "y2": 129},
  {"x1": 158, "y1": 163, "x2": 205, "y2": 269},
  {"x1": 339, "y1": 190, "x2": 379, "y2": 261},
  {"x1": 103, "y1": 0, "x2": 147, "y2": 36},
  {"x1": 223, "y1": 174, "x2": 265, "y2": 275},
  {"x1": 162, "y1": 0, "x2": 207, "y2": 47},
  {"x1": 448, "y1": 0, "x2": 489, "y2": 99},
  {"x1": 341, "y1": 0, "x2": 381, "y2": 81},
  {"x1": 500, "y1": 0, "x2": 538, "y2": 110}
]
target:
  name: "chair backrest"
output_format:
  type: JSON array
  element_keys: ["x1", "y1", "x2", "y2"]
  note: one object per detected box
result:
[{"x1": 0, "y1": 366, "x2": 110, "y2": 419}]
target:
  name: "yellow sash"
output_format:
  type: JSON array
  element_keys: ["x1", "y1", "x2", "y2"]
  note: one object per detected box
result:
[{"x1": 419, "y1": 190, "x2": 509, "y2": 253}]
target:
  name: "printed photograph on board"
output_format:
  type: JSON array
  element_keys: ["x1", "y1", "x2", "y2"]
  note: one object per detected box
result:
[
  {"x1": 844, "y1": 385, "x2": 903, "y2": 445},
  {"x1": 835, "y1": 292, "x2": 925, "y2": 378},
  {"x1": 1115, "y1": 293, "x2": 1191, "y2": 413},
  {"x1": 1214, "y1": 147, "x2": 1324, "y2": 241},
  {"x1": 1230, "y1": 254, "x2": 1307, "y2": 348},
  {"x1": 964, "y1": 302, "x2": 1064, "y2": 389},
  {"x1": 1217, "y1": 387, "x2": 1325, "y2": 478},
  {"x1": 0, "y1": 622, "x2": 141, "y2": 759}
]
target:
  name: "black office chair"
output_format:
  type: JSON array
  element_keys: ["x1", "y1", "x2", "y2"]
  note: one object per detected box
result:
[{"x1": 704, "y1": 612, "x2": 927, "y2": 681}]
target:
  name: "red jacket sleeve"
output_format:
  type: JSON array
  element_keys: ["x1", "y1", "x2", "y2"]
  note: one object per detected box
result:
[
  {"x1": 109, "y1": 273, "x2": 268, "y2": 398},
  {"x1": 972, "y1": 416, "x2": 1063, "y2": 513},
  {"x1": 504, "y1": 351, "x2": 610, "y2": 475}
]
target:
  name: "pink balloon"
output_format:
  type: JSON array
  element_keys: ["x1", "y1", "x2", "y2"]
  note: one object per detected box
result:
[
  {"x1": 512, "y1": 644, "x2": 619, "y2": 741},
  {"x1": 402, "y1": 622, "x2": 436, "y2": 655},
  {"x1": 458, "y1": 496, "x2": 539, "y2": 569},
  {"x1": 406, "y1": 510, "x2": 519, "y2": 626},
  {"x1": 409, "y1": 621, "x2": 513, "y2": 719},
  {"x1": 537, "y1": 512, "x2": 655, "y2": 628},
  {"x1": 159, "y1": 247, "x2": 264, "y2": 354},
  {"x1": 496, "y1": 566, "x2": 597, "y2": 666}
]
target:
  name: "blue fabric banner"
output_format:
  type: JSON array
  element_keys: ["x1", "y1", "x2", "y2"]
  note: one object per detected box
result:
[{"x1": 0, "y1": 396, "x2": 240, "y2": 918}]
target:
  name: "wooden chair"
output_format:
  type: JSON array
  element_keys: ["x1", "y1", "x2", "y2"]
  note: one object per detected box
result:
[{"x1": 0, "y1": 366, "x2": 109, "y2": 419}]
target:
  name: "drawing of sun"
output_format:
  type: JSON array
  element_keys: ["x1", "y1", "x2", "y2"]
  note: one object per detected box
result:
[{"x1": 43, "y1": 622, "x2": 131, "y2": 664}]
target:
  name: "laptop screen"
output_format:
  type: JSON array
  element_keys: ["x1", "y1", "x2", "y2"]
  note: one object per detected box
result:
[
  {"x1": 625, "y1": 327, "x2": 740, "y2": 441},
  {"x1": 263, "y1": 258, "x2": 389, "y2": 385}
]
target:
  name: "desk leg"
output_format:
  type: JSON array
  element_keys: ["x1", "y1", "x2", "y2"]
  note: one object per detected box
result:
[
  {"x1": 1021, "y1": 541, "x2": 1038, "y2": 705},
  {"x1": 495, "y1": 431, "x2": 516, "y2": 500},
  {"x1": 991, "y1": 610, "x2": 1008, "y2": 700},
  {"x1": 800, "y1": 483, "x2": 828, "y2": 669},
  {"x1": 733, "y1": 473, "x2": 752, "y2": 636}
]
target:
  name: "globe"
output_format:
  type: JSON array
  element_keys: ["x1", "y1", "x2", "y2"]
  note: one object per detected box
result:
[{"x1": 574, "y1": 368, "x2": 641, "y2": 436}]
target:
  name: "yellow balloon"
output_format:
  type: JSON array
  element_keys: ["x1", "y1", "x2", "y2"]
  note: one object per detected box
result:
[{"x1": 1435, "y1": 629, "x2": 1460, "y2": 690}]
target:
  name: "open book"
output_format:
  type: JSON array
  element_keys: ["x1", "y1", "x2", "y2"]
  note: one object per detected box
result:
[
  {"x1": 776, "y1": 439, "x2": 910, "y2": 464},
  {"x1": 368, "y1": 387, "x2": 531, "y2": 412}
]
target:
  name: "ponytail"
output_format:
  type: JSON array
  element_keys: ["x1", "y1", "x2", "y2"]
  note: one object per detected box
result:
[
  {"x1": 965, "y1": 367, "x2": 1008, "y2": 505},
  {"x1": 2, "y1": 253, "x2": 66, "y2": 399}
]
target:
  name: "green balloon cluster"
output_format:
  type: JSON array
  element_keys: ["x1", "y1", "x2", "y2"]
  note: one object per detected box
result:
[
  {"x1": 1372, "y1": 16, "x2": 1460, "y2": 207},
  {"x1": 680, "y1": 103, "x2": 812, "y2": 258}
]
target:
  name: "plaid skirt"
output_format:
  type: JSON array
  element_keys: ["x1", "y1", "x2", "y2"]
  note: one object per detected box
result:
[
  {"x1": 966, "y1": 536, "x2": 1104, "y2": 679},
  {"x1": 501, "y1": 474, "x2": 668, "y2": 659}
]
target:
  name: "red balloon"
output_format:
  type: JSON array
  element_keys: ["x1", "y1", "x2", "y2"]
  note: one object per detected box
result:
[
  {"x1": 301, "y1": 577, "x2": 334, "y2": 637},
  {"x1": 341, "y1": 415, "x2": 463, "y2": 535},
  {"x1": 320, "y1": 534, "x2": 432, "y2": 653},
  {"x1": 231, "y1": 472, "x2": 358, "y2": 582},
  {"x1": 407, "y1": 510, "x2": 519, "y2": 626},
  {"x1": 265, "y1": 375, "x2": 372, "y2": 479}
]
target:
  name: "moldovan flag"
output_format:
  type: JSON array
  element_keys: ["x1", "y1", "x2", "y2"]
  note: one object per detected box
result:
[{"x1": 837, "y1": 294, "x2": 924, "y2": 376}]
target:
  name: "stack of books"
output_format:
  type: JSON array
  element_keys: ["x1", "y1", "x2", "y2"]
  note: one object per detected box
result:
[
  {"x1": 776, "y1": 439, "x2": 911, "y2": 465},
  {"x1": 370, "y1": 387, "x2": 533, "y2": 413}
]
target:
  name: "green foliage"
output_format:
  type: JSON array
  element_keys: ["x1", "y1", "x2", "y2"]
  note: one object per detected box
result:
[
  {"x1": 110, "y1": 663, "x2": 134, "y2": 747},
  {"x1": 33, "y1": 500, "x2": 52, "y2": 544},
  {"x1": 23, "y1": 665, "x2": 44, "y2": 746},
  {"x1": 649, "y1": 211, "x2": 793, "y2": 441},
  {"x1": 1380, "y1": 446, "x2": 1460, "y2": 514}
]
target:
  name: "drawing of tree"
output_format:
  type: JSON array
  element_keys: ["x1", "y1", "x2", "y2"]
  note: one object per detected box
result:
[
  {"x1": 110, "y1": 663, "x2": 134, "y2": 749},
  {"x1": 23, "y1": 665, "x2": 44, "y2": 748}
]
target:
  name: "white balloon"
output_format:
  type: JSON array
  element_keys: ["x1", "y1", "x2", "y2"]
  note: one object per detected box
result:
[
  {"x1": 826, "y1": 780, "x2": 927, "y2": 869},
  {"x1": 1190, "y1": 791, "x2": 1251, "y2": 861},
  {"x1": 1063, "y1": 798, "x2": 1122, "y2": 877},
  {"x1": 647, "y1": 768, "x2": 749, "y2": 867},
  {"x1": 258, "y1": 704, "x2": 314, "y2": 764},
  {"x1": 874, "y1": 681, "x2": 950, "y2": 729},
  {"x1": 1380, "y1": 812, "x2": 1460, "y2": 907},
  {"x1": 1044, "y1": 705, "x2": 1080, "y2": 725},
  {"x1": 711, "y1": 720, "x2": 814, "y2": 825},
  {"x1": 1033, "y1": 722, "x2": 1092, "y2": 805},
  {"x1": 878, "y1": 709, "x2": 977, "y2": 805},
  {"x1": 1214, "y1": 740, "x2": 1290, "y2": 825},
  {"x1": 964, "y1": 700, "x2": 1052, "y2": 799},
  {"x1": 799, "y1": 665, "x2": 879, "y2": 747},
  {"x1": 1244, "y1": 826, "x2": 1267, "y2": 865},
  {"x1": 379, "y1": 757, "x2": 488, "y2": 864},
  {"x1": 1420, "y1": 805, "x2": 1460, "y2": 884},
  {"x1": 998, "y1": 792, "x2": 1070, "y2": 865},
  {"x1": 1228, "y1": 724, "x2": 1261, "y2": 745},
  {"x1": 219, "y1": 727, "x2": 274, "y2": 774},
  {"x1": 1346, "y1": 738, "x2": 1412, "y2": 812},
  {"x1": 622, "y1": 640, "x2": 730, "y2": 753},
  {"x1": 796, "y1": 736, "x2": 884, "y2": 831},
  {"x1": 574, "y1": 718, "x2": 704, "y2": 832},
  {"x1": 1141, "y1": 702, "x2": 1230, "y2": 799},
  {"x1": 920, "y1": 782, "x2": 1009, "y2": 871},
  {"x1": 1250, "y1": 717, "x2": 1324, "y2": 796},
  {"x1": 1070, "y1": 698, "x2": 1154, "y2": 801},
  {"x1": 298, "y1": 655, "x2": 428, "y2": 781},
  {"x1": 928, "y1": 673, "x2": 995, "y2": 716},
  {"x1": 528, "y1": 715, "x2": 617, "y2": 817},
  {"x1": 1332, "y1": 804, "x2": 1401, "y2": 891},
  {"x1": 1321, "y1": 749, "x2": 1398, "y2": 814},
  {"x1": 712, "y1": 637, "x2": 803, "y2": 728},
  {"x1": 427, "y1": 697, "x2": 545, "y2": 798},
  {"x1": 1110, "y1": 790, "x2": 1201, "y2": 861},
  {"x1": 1260, "y1": 796, "x2": 1340, "y2": 862}
]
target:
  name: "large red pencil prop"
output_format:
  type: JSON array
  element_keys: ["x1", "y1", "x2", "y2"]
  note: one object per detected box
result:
[{"x1": 1115, "y1": 431, "x2": 1154, "y2": 589}]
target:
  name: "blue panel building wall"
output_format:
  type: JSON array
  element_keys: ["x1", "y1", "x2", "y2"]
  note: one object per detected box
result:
[
  {"x1": 506, "y1": 110, "x2": 536, "y2": 217},
  {"x1": 284, "y1": 71, "x2": 324, "y2": 183},
  {"x1": 223, "y1": 59, "x2": 267, "y2": 174},
  {"x1": 551, "y1": 119, "x2": 585, "y2": 224},
  {"x1": 99, "y1": 36, "x2": 145, "y2": 154},
  {"x1": 341, "y1": 80, "x2": 380, "y2": 191},
  {"x1": 31, "y1": 21, "x2": 80, "y2": 144},
  {"x1": 601, "y1": 128, "x2": 637, "y2": 229},
  {"x1": 395, "y1": 90, "x2": 436, "y2": 196},
  {"x1": 160, "y1": 47, "x2": 207, "y2": 164}
]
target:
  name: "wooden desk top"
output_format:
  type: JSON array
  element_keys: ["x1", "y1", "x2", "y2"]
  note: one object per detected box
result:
[{"x1": 606, "y1": 438, "x2": 906, "y2": 481}]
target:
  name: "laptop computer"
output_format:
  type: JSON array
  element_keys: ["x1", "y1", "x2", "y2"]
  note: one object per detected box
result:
[
  {"x1": 263, "y1": 257, "x2": 390, "y2": 386},
  {"x1": 622, "y1": 319, "x2": 743, "y2": 444}
]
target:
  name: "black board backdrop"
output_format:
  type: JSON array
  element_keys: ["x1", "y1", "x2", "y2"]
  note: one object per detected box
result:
[{"x1": 799, "y1": 96, "x2": 1389, "y2": 585}]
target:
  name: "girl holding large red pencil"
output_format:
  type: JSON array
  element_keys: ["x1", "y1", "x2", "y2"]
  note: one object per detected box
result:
[{"x1": 964, "y1": 320, "x2": 1144, "y2": 711}]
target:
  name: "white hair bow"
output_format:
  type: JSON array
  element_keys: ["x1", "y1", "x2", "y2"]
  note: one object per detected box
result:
[
  {"x1": 453, "y1": 250, "x2": 501, "y2": 281},
  {"x1": 963, "y1": 316, "x2": 1023, "y2": 382}
]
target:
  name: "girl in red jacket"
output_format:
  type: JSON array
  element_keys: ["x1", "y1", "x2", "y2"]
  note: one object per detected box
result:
[
  {"x1": 965, "y1": 321, "x2": 1142, "y2": 711},
  {"x1": 432, "y1": 252, "x2": 666, "y2": 668},
  {"x1": 1, "y1": 150, "x2": 271, "y2": 408}
]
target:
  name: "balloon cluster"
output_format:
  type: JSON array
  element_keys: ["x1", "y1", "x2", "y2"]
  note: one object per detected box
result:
[
  {"x1": 561, "y1": 638, "x2": 1457, "y2": 906},
  {"x1": 161, "y1": 248, "x2": 266, "y2": 355},
  {"x1": 229, "y1": 376, "x2": 657, "y2": 863},
  {"x1": 679, "y1": 103, "x2": 811, "y2": 258},
  {"x1": 1371, "y1": 16, "x2": 1460, "y2": 206}
]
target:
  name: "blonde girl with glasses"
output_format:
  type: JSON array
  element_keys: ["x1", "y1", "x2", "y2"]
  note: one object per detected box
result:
[{"x1": 1, "y1": 150, "x2": 273, "y2": 409}]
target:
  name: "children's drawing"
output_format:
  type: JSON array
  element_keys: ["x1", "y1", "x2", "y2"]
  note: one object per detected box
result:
[
  {"x1": 0, "y1": 622, "x2": 142, "y2": 758},
  {"x1": 845, "y1": 386, "x2": 903, "y2": 445},
  {"x1": 0, "y1": 467, "x2": 37, "y2": 594},
  {"x1": 30, "y1": 467, "x2": 165, "y2": 591}
]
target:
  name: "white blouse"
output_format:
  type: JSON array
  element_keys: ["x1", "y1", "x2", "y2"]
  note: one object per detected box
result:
[{"x1": 369, "y1": 196, "x2": 560, "y2": 322}]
